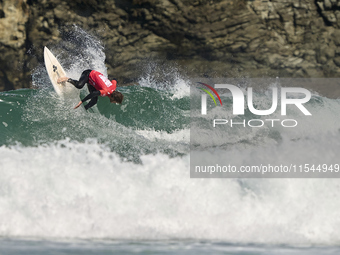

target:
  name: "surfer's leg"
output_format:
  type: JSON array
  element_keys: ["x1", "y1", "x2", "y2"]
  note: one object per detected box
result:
[
  {"x1": 84, "y1": 97, "x2": 98, "y2": 110},
  {"x1": 87, "y1": 83, "x2": 96, "y2": 94},
  {"x1": 84, "y1": 84, "x2": 98, "y2": 110},
  {"x1": 68, "y1": 69, "x2": 92, "y2": 89}
]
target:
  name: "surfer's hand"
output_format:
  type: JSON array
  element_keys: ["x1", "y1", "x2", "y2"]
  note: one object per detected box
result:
[
  {"x1": 74, "y1": 101, "x2": 82, "y2": 109},
  {"x1": 57, "y1": 77, "x2": 68, "y2": 84}
]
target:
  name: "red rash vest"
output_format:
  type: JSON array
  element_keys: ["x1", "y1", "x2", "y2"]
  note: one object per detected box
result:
[{"x1": 88, "y1": 70, "x2": 117, "y2": 97}]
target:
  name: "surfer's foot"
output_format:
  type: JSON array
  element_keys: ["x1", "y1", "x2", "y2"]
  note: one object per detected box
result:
[{"x1": 57, "y1": 77, "x2": 68, "y2": 84}]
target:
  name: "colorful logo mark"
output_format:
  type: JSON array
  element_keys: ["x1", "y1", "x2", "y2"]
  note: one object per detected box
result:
[{"x1": 197, "y1": 82, "x2": 222, "y2": 106}]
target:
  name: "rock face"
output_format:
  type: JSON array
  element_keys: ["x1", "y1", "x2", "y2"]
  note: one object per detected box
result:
[
  {"x1": 0, "y1": 0, "x2": 29, "y2": 91},
  {"x1": 1, "y1": 0, "x2": 340, "y2": 91}
]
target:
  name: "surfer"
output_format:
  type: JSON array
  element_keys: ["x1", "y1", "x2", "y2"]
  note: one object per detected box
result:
[{"x1": 57, "y1": 69, "x2": 124, "y2": 110}]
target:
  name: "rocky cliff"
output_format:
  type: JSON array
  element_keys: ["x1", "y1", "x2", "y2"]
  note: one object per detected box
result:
[{"x1": 1, "y1": 0, "x2": 340, "y2": 91}]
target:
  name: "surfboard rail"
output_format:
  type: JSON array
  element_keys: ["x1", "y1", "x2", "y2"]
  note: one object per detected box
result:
[{"x1": 43, "y1": 46, "x2": 79, "y2": 98}]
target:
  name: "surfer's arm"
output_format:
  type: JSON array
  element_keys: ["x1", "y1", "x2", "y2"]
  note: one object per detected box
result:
[
  {"x1": 74, "y1": 91, "x2": 100, "y2": 110},
  {"x1": 79, "y1": 90, "x2": 100, "y2": 110},
  {"x1": 74, "y1": 101, "x2": 82, "y2": 109}
]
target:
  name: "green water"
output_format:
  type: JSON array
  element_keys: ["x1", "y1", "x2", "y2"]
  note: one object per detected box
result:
[{"x1": 0, "y1": 86, "x2": 190, "y2": 161}]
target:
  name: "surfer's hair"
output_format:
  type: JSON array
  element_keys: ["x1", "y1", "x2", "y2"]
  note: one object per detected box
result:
[{"x1": 110, "y1": 91, "x2": 124, "y2": 104}]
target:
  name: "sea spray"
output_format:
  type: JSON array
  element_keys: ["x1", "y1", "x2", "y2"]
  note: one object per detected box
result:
[{"x1": 0, "y1": 27, "x2": 340, "y2": 245}]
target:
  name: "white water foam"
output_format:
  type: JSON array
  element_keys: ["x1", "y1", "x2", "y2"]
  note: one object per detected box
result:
[
  {"x1": 17, "y1": 26, "x2": 340, "y2": 246},
  {"x1": 136, "y1": 128, "x2": 190, "y2": 143},
  {"x1": 63, "y1": 26, "x2": 108, "y2": 80},
  {"x1": 0, "y1": 138, "x2": 340, "y2": 245},
  {"x1": 31, "y1": 25, "x2": 107, "y2": 93},
  {"x1": 138, "y1": 63, "x2": 190, "y2": 100}
]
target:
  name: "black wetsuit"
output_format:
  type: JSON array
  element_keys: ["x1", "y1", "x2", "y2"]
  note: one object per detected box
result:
[{"x1": 67, "y1": 69, "x2": 101, "y2": 110}]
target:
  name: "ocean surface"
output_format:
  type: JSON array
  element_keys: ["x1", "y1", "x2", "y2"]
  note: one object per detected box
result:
[{"x1": 1, "y1": 27, "x2": 340, "y2": 254}]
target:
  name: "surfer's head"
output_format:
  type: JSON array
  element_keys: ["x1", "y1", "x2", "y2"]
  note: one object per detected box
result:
[{"x1": 109, "y1": 91, "x2": 124, "y2": 104}]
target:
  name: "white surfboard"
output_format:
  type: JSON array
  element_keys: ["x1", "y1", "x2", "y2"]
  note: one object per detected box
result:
[{"x1": 44, "y1": 46, "x2": 79, "y2": 97}]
